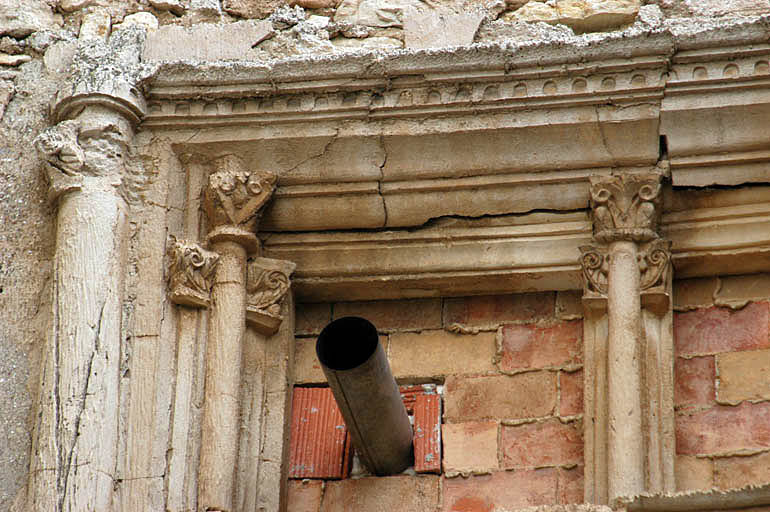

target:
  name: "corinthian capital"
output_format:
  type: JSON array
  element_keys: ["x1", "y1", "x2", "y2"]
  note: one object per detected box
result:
[
  {"x1": 245, "y1": 257, "x2": 296, "y2": 335},
  {"x1": 589, "y1": 173, "x2": 663, "y2": 244},
  {"x1": 203, "y1": 155, "x2": 277, "y2": 252},
  {"x1": 167, "y1": 237, "x2": 220, "y2": 308}
]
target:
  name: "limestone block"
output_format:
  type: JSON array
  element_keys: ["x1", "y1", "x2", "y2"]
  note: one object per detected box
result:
[
  {"x1": 389, "y1": 330, "x2": 497, "y2": 378},
  {"x1": 150, "y1": 0, "x2": 187, "y2": 15},
  {"x1": 223, "y1": 0, "x2": 286, "y2": 19},
  {"x1": 403, "y1": 8, "x2": 484, "y2": 48},
  {"x1": 43, "y1": 40, "x2": 76, "y2": 73},
  {"x1": 0, "y1": 0, "x2": 58, "y2": 38},
  {"x1": 78, "y1": 8, "x2": 111, "y2": 41},
  {"x1": 59, "y1": 0, "x2": 92, "y2": 12},
  {"x1": 508, "y1": 0, "x2": 639, "y2": 33},
  {"x1": 0, "y1": 53, "x2": 30, "y2": 66},
  {"x1": 143, "y1": 20, "x2": 273, "y2": 61},
  {"x1": 442, "y1": 421, "x2": 499, "y2": 474},
  {"x1": 334, "y1": 0, "x2": 425, "y2": 28},
  {"x1": 120, "y1": 12, "x2": 159, "y2": 31},
  {"x1": 717, "y1": 349, "x2": 770, "y2": 403}
]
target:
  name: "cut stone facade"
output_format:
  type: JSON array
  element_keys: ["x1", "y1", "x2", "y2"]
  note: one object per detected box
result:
[{"x1": 3, "y1": 0, "x2": 770, "y2": 511}]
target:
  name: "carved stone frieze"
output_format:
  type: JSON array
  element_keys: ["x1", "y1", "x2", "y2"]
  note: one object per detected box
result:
[
  {"x1": 245, "y1": 256, "x2": 296, "y2": 335},
  {"x1": 589, "y1": 173, "x2": 663, "y2": 244},
  {"x1": 203, "y1": 154, "x2": 277, "y2": 252},
  {"x1": 167, "y1": 236, "x2": 220, "y2": 308}
]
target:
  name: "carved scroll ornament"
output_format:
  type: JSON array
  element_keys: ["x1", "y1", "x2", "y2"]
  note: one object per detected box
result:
[
  {"x1": 167, "y1": 237, "x2": 220, "y2": 308},
  {"x1": 590, "y1": 173, "x2": 663, "y2": 244},
  {"x1": 245, "y1": 256, "x2": 297, "y2": 335}
]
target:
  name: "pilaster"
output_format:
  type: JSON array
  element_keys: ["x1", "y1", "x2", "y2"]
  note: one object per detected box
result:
[{"x1": 581, "y1": 172, "x2": 675, "y2": 505}]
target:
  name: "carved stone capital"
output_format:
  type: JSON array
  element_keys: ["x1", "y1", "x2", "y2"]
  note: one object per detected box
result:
[
  {"x1": 36, "y1": 109, "x2": 133, "y2": 202},
  {"x1": 203, "y1": 155, "x2": 277, "y2": 252},
  {"x1": 589, "y1": 173, "x2": 663, "y2": 244},
  {"x1": 245, "y1": 257, "x2": 296, "y2": 336},
  {"x1": 167, "y1": 237, "x2": 220, "y2": 308},
  {"x1": 580, "y1": 238, "x2": 672, "y2": 311}
]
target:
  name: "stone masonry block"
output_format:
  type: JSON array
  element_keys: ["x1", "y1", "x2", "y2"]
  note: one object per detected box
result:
[
  {"x1": 294, "y1": 335, "x2": 388, "y2": 384},
  {"x1": 559, "y1": 370, "x2": 583, "y2": 417},
  {"x1": 717, "y1": 349, "x2": 770, "y2": 403},
  {"x1": 558, "y1": 466, "x2": 584, "y2": 504},
  {"x1": 674, "y1": 356, "x2": 715, "y2": 407},
  {"x1": 442, "y1": 421, "x2": 499, "y2": 474},
  {"x1": 390, "y1": 330, "x2": 496, "y2": 379},
  {"x1": 556, "y1": 290, "x2": 583, "y2": 320},
  {"x1": 676, "y1": 402, "x2": 770, "y2": 456},
  {"x1": 288, "y1": 480, "x2": 323, "y2": 512},
  {"x1": 293, "y1": 337, "x2": 326, "y2": 384},
  {"x1": 333, "y1": 298, "x2": 441, "y2": 332},
  {"x1": 296, "y1": 303, "x2": 332, "y2": 336},
  {"x1": 445, "y1": 373, "x2": 557, "y2": 422},
  {"x1": 501, "y1": 418, "x2": 583, "y2": 469},
  {"x1": 501, "y1": 320, "x2": 582, "y2": 371},
  {"x1": 716, "y1": 274, "x2": 770, "y2": 309},
  {"x1": 143, "y1": 20, "x2": 273, "y2": 61},
  {"x1": 443, "y1": 292, "x2": 555, "y2": 329},
  {"x1": 673, "y1": 277, "x2": 718, "y2": 311},
  {"x1": 714, "y1": 451, "x2": 770, "y2": 490},
  {"x1": 321, "y1": 475, "x2": 439, "y2": 512},
  {"x1": 442, "y1": 469, "x2": 557, "y2": 511},
  {"x1": 674, "y1": 302, "x2": 770, "y2": 357},
  {"x1": 675, "y1": 455, "x2": 713, "y2": 492}
]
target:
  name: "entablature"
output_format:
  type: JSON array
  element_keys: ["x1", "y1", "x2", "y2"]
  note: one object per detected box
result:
[{"x1": 139, "y1": 19, "x2": 770, "y2": 302}]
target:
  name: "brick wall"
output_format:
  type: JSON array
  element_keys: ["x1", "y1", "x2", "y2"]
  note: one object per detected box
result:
[
  {"x1": 673, "y1": 275, "x2": 770, "y2": 492},
  {"x1": 291, "y1": 291, "x2": 584, "y2": 512}
]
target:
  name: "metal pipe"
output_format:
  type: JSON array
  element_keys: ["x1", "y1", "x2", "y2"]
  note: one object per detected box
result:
[{"x1": 316, "y1": 317, "x2": 414, "y2": 475}]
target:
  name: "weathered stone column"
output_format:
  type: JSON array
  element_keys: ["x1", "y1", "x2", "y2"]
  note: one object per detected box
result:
[
  {"x1": 580, "y1": 172, "x2": 675, "y2": 504},
  {"x1": 198, "y1": 155, "x2": 277, "y2": 512}
]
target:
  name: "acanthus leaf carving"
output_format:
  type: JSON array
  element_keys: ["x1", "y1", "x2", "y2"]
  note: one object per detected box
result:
[
  {"x1": 167, "y1": 236, "x2": 220, "y2": 308},
  {"x1": 203, "y1": 155, "x2": 277, "y2": 250},
  {"x1": 590, "y1": 173, "x2": 663, "y2": 244},
  {"x1": 245, "y1": 256, "x2": 296, "y2": 336}
]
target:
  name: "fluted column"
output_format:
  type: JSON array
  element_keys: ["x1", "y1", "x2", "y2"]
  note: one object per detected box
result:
[
  {"x1": 197, "y1": 155, "x2": 277, "y2": 512},
  {"x1": 580, "y1": 172, "x2": 675, "y2": 504}
]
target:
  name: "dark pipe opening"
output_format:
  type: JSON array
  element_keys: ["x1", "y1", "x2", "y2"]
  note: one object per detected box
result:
[{"x1": 316, "y1": 316, "x2": 379, "y2": 371}]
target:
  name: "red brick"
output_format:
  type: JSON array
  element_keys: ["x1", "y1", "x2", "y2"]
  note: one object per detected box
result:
[
  {"x1": 288, "y1": 480, "x2": 323, "y2": 512},
  {"x1": 445, "y1": 373, "x2": 557, "y2": 422},
  {"x1": 502, "y1": 419, "x2": 583, "y2": 469},
  {"x1": 296, "y1": 303, "x2": 332, "y2": 335},
  {"x1": 443, "y1": 292, "x2": 555, "y2": 328},
  {"x1": 674, "y1": 302, "x2": 770, "y2": 357},
  {"x1": 442, "y1": 469, "x2": 557, "y2": 511},
  {"x1": 333, "y1": 299, "x2": 441, "y2": 332},
  {"x1": 442, "y1": 422, "x2": 499, "y2": 474},
  {"x1": 322, "y1": 475, "x2": 439, "y2": 512},
  {"x1": 559, "y1": 370, "x2": 583, "y2": 417},
  {"x1": 674, "y1": 356, "x2": 715, "y2": 407},
  {"x1": 676, "y1": 402, "x2": 770, "y2": 455},
  {"x1": 413, "y1": 393, "x2": 442, "y2": 474},
  {"x1": 557, "y1": 466, "x2": 584, "y2": 504},
  {"x1": 501, "y1": 320, "x2": 582, "y2": 371}
]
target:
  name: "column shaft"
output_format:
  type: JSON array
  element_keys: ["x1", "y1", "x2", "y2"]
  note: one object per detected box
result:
[
  {"x1": 606, "y1": 240, "x2": 645, "y2": 501},
  {"x1": 198, "y1": 241, "x2": 248, "y2": 511}
]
